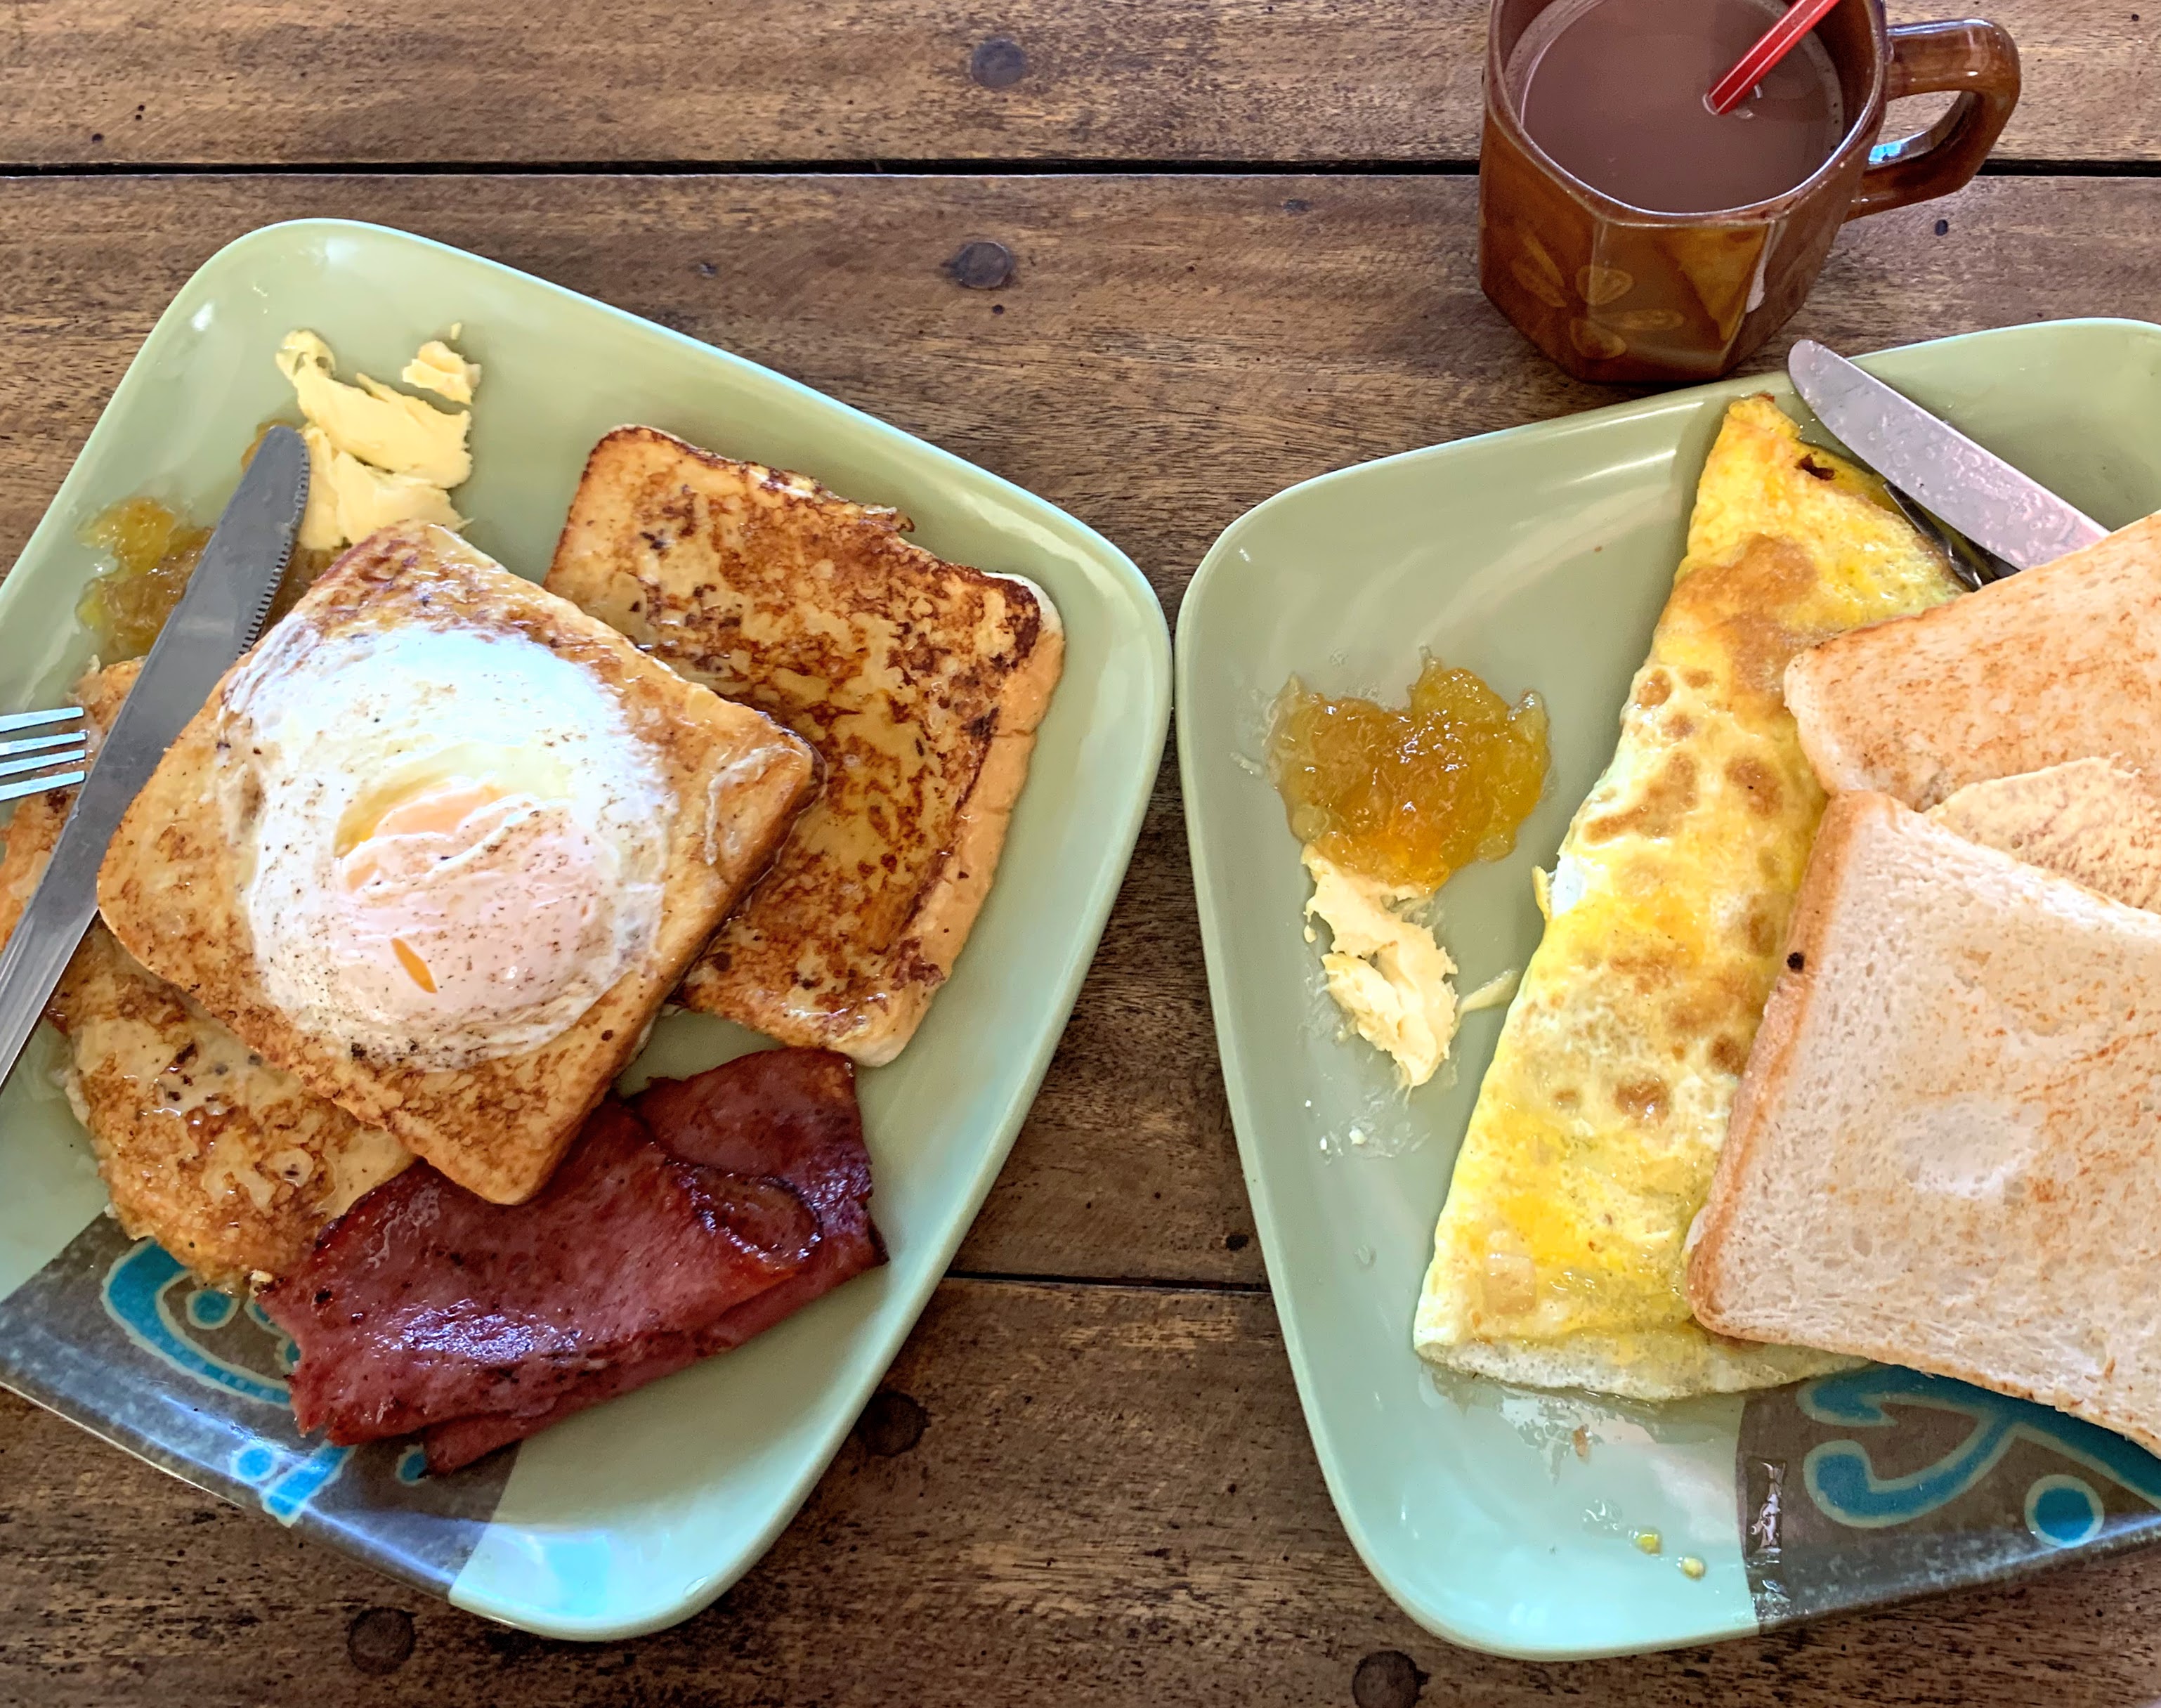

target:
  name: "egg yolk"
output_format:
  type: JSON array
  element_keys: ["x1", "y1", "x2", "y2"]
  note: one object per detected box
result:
[
  {"x1": 340, "y1": 778, "x2": 519, "y2": 993},
  {"x1": 331, "y1": 774, "x2": 611, "y2": 1017},
  {"x1": 340, "y1": 777, "x2": 513, "y2": 891}
]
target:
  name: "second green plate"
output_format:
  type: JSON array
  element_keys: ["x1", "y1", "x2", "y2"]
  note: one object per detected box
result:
[{"x1": 1180, "y1": 319, "x2": 2161, "y2": 1659}]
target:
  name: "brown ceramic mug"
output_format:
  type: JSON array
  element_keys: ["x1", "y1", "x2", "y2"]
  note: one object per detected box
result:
[{"x1": 1480, "y1": 0, "x2": 2020, "y2": 383}]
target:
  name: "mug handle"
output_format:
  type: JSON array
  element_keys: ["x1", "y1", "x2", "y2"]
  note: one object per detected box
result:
[{"x1": 1845, "y1": 19, "x2": 2020, "y2": 221}]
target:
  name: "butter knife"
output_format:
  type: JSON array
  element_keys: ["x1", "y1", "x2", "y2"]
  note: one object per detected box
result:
[
  {"x1": 1787, "y1": 340, "x2": 2108, "y2": 575},
  {"x1": 0, "y1": 426, "x2": 308, "y2": 1086}
]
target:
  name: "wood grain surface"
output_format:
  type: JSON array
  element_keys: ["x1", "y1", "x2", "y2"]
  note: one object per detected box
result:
[
  {"x1": 0, "y1": 0, "x2": 2152, "y2": 166},
  {"x1": 2, "y1": 68, "x2": 2160, "y2": 1708},
  {"x1": 9, "y1": 1282, "x2": 2161, "y2": 1704}
]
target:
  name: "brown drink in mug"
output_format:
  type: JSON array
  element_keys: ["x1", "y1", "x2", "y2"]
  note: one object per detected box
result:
[{"x1": 1480, "y1": 0, "x2": 2019, "y2": 382}]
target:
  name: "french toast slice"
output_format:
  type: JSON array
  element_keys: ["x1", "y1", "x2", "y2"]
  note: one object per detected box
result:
[
  {"x1": 545, "y1": 427, "x2": 1065, "y2": 1065},
  {"x1": 97, "y1": 523, "x2": 818, "y2": 1205},
  {"x1": 0, "y1": 662, "x2": 410, "y2": 1288}
]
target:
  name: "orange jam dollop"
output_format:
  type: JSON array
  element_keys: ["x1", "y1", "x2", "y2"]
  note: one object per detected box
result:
[
  {"x1": 78, "y1": 472, "x2": 336, "y2": 661},
  {"x1": 77, "y1": 497, "x2": 211, "y2": 662},
  {"x1": 1268, "y1": 656, "x2": 1550, "y2": 891}
]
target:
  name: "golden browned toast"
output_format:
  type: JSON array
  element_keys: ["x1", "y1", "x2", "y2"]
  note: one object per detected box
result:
[
  {"x1": 55, "y1": 930, "x2": 412, "y2": 1289},
  {"x1": 0, "y1": 661, "x2": 410, "y2": 1288},
  {"x1": 545, "y1": 428, "x2": 1065, "y2": 1065},
  {"x1": 1786, "y1": 514, "x2": 2161, "y2": 807},
  {"x1": 97, "y1": 523, "x2": 818, "y2": 1204},
  {"x1": 0, "y1": 662, "x2": 138, "y2": 942}
]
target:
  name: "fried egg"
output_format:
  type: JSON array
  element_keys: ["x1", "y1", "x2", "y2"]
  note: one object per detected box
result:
[{"x1": 224, "y1": 620, "x2": 674, "y2": 1071}]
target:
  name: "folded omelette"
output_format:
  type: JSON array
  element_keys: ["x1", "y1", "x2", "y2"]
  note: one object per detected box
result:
[{"x1": 1414, "y1": 396, "x2": 1960, "y2": 1399}]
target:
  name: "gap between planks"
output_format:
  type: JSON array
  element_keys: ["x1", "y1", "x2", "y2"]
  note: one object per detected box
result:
[
  {"x1": 1, "y1": 157, "x2": 2159, "y2": 180},
  {"x1": 948, "y1": 1269, "x2": 1269, "y2": 1296}
]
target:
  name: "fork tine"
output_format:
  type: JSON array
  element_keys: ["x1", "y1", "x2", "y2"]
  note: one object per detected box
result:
[
  {"x1": 0, "y1": 729, "x2": 87, "y2": 762},
  {"x1": 0, "y1": 743, "x2": 87, "y2": 782},
  {"x1": 0, "y1": 766, "x2": 85, "y2": 804},
  {"x1": 0, "y1": 706, "x2": 82, "y2": 736}
]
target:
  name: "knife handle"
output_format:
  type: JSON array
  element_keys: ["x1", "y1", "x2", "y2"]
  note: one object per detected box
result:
[{"x1": 1847, "y1": 20, "x2": 2020, "y2": 223}]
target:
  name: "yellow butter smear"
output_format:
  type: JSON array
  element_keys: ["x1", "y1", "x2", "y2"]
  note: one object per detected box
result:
[
  {"x1": 276, "y1": 328, "x2": 478, "y2": 551},
  {"x1": 1414, "y1": 396, "x2": 1960, "y2": 1398}
]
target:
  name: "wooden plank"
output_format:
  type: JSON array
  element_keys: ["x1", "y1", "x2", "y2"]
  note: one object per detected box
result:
[
  {"x1": 5, "y1": 171, "x2": 2160, "y2": 1288},
  {"x1": 4, "y1": 1277, "x2": 2161, "y2": 1703},
  {"x1": 0, "y1": 0, "x2": 2152, "y2": 167}
]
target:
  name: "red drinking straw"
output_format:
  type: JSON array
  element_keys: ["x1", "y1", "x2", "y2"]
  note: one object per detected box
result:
[{"x1": 1705, "y1": 0, "x2": 1842, "y2": 115}]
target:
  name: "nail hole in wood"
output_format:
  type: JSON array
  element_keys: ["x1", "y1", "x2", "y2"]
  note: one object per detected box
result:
[
  {"x1": 1352, "y1": 1650, "x2": 1427, "y2": 1708},
  {"x1": 346, "y1": 1608, "x2": 415, "y2": 1676},
  {"x1": 970, "y1": 37, "x2": 1029, "y2": 89},
  {"x1": 1934, "y1": 218, "x2": 1950, "y2": 235},
  {"x1": 947, "y1": 240, "x2": 1016, "y2": 290},
  {"x1": 858, "y1": 1389, "x2": 928, "y2": 1456}
]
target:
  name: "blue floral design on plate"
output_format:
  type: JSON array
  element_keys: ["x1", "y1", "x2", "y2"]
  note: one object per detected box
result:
[
  {"x1": 101, "y1": 1241, "x2": 290, "y2": 1409},
  {"x1": 1801, "y1": 1364, "x2": 2161, "y2": 1534},
  {"x1": 99, "y1": 1240, "x2": 353, "y2": 1521}
]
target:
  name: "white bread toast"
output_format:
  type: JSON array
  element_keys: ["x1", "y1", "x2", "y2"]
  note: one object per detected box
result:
[
  {"x1": 1785, "y1": 513, "x2": 2161, "y2": 808},
  {"x1": 0, "y1": 662, "x2": 409, "y2": 1287},
  {"x1": 544, "y1": 428, "x2": 1064, "y2": 1066},
  {"x1": 97, "y1": 523, "x2": 818, "y2": 1204},
  {"x1": 1930, "y1": 757, "x2": 2161, "y2": 911},
  {"x1": 1687, "y1": 791, "x2": 2161, "y2": 1454}
]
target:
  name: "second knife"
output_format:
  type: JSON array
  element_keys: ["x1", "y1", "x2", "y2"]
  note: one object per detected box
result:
[{"x1": 1787, "y1": 339, "x2": 2108, "y2": 575}]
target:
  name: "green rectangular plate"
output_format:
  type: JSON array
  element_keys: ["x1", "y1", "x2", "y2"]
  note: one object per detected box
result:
[
  {"x1": 0, "y1": 219, "x2": 1170, "y2": 1640},
  {"x1": 1179, "y1": 320, "x2": 2161, "y2": 1660}
]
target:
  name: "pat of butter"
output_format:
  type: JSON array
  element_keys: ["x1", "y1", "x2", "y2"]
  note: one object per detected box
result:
[
  {"x1": 275, "y1": 330, "x2": 477, "y2": 552},
  {"x1": 401, "y1": 339, "x2": 481, "y2": 405},
  {"x1": 1301, "y1": 848, "x2": 1459, "y2": 1089},
  {"x1": 301, "y1": 425, "x2": 464, "y2": 550}
]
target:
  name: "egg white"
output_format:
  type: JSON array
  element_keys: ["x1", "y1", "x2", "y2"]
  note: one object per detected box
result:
[{"x1": 222, "y1": 621, "x2": 674, "y2": 1070}]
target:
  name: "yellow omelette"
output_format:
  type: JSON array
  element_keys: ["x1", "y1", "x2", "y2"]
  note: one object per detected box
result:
[{"x1": 1414, "y1": 396, "x2": 1960, "y2": 1398}]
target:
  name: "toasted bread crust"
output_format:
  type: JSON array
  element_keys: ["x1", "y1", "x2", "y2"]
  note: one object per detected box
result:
[
  {"x1": 97, "y1": 523, "x2": 818, "y2": 1204},
  {"x1": 0, "y1": 660, "x2": 141, "y2": 943},
  {"x1": 1786, "y1": 513, "x2": 2161, "y2": 808},
  {"x1": 1685, "y1": 790, "x2": 1881, "y2": 1324},
  {"x1": 54, "y1": 927, "x2": 412, "y2": 1289},
  {"x1": 545, "y1": 427, "x2": 1064, "y2": 1064}
]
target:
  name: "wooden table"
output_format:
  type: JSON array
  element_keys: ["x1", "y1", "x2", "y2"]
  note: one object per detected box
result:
[{"x1": 2, "y1": 4, "x2": 2158, "y2": 1702}]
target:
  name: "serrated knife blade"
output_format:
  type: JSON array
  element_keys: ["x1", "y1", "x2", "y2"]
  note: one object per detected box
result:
[
  {"x1": 0, "y1": 424, "x2": 308, "y2": 1086},
  {"x1": 1788, "y1": 340, "x2": 2108, "y2": 574}
]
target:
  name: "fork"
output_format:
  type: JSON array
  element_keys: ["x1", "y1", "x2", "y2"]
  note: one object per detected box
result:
[{"x1": 0, "y1": 707, "x2": 89, "y2": 805}]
